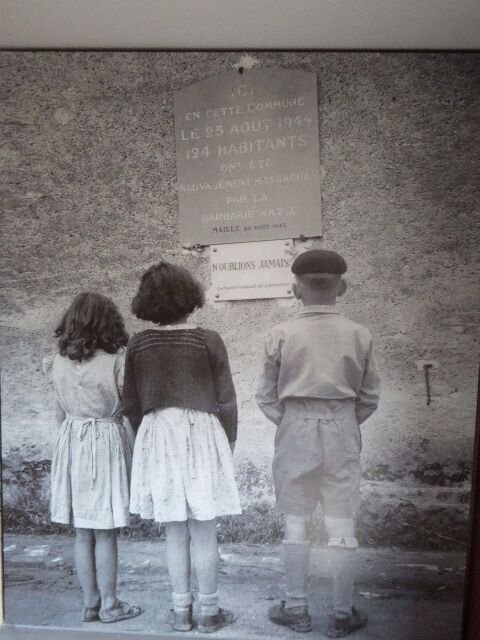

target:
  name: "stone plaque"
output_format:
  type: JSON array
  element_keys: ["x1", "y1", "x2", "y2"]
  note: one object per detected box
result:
[
  {"x1": 209, "y1": 239, "x2": 295, "y2": 301},
  {"x1": 174, "y1": 69, "x2": 321, "y2": 246}
]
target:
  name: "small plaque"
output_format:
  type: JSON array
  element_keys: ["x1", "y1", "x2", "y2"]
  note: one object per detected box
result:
[
  {"x1": 174, "y1": 68, "x2": 322, "y2": 246},
  {"x1": 209, "y1": 239, "x2": 295, "y2": 301}
]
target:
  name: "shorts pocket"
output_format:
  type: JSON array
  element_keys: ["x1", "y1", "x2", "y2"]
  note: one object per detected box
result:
[{"x1": 335, "y1": 417, "x2": 362, "y2": 455}]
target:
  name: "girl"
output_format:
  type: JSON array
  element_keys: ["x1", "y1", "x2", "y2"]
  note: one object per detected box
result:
[
  {"x1": 46, "y1": 292, "x2": 142, "y2": 624},
  {"x1": 124, "y1": 262, "x2": 241, "y2": 633}
]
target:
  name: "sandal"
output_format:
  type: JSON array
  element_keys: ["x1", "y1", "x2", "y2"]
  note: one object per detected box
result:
[
  {"x1": 82, "y1": 604, "x2": 101, "y2": 622},
  {"x1": 99, "y1": 599, "x2": 143, "y2": 624}
]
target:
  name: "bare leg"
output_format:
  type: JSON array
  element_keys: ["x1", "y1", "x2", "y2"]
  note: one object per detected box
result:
[
  {"x1": 94, "y1": 529, "x2": 118, "y2": 611},
  {"x1": 189, "y1": 519, "x2": 218, "y2": 596},
  {"x1": 165, "y1": 521, "x2": 191, "y2": 595},
  {"x1": 165, "y1": 520, "x2": 193, "y2": 628},
  {"x1": 74, "y1": 528, "x2": 100, "y2": 608},
  {"x1": 165, "y1": 522, "x2": 190, "y2": 593},
  {"x1": 189, "y1": 519, "x2": 219, "y2": 615},
  {"x1": 188, "y1": 519, "x2": 236, "y2": 632}
]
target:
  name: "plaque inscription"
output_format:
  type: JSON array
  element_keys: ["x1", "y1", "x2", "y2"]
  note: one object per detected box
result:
[
  {"x1": 174, "y1": 69, "x2": 322, "y2": 246},
  {"x1": 209, "y1": 240, "x2": 295, "y2": 301}
]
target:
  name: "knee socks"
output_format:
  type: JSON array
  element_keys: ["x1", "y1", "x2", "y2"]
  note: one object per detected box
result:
[
  {"x1": 328, "y1": 546, "x2": 357, "y2": 619},
  {"x1": 282, "y1": 541, "x2": 310, "y2": 609}
]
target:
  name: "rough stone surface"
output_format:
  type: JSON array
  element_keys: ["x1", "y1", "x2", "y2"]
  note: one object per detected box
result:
[{"x1": 1, "y1": 52, "x2": 479, "y2": 545}]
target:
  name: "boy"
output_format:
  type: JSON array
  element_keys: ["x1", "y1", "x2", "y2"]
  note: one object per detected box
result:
[{"x1": 256, "y1": 248, "x2": 380, "y2": 638}]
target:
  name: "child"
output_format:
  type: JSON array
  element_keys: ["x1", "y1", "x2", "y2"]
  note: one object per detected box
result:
[
  {"x1": 124, "y1": 261, "x2": 241, "y2": 633},
  {"x1": 46, "y1": 292, "x2": 142, "y2": 624},
  {"x1": 256, "y1": 249, "x2": 380, "y2": 638}
]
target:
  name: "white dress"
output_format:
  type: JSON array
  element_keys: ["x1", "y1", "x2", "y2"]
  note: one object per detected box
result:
[
  {"x1": 46, "y1": 349, "x2": 133, "y2": 529},
  {"x1": 129, "y1": 326, "x2": 242, "y2": 523}
]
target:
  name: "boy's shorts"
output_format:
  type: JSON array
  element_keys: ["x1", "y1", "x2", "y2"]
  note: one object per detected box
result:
[{"x1": 273, "y1": 398, "x2": 361, "y2": 518}]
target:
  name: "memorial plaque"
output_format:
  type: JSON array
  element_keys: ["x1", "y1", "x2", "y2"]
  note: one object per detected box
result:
[
  {"x1": 174, "y1": 69, "x2": 322, "y2": 246},
  {"x1": 209, "y1": 239, "x2": 295, "y2": 301}
]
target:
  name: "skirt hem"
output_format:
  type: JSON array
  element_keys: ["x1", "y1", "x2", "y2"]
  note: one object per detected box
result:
[
  {"x1": 130, "y1": 408, "x2": 241, "y2": 523},
  {"x1": 129, "y1": 508, "x2": 242, "y2": 524}
]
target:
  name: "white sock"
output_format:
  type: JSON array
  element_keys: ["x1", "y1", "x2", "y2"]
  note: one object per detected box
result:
[
  {"x1": 282, "y1": 541, "x2": 310, "y2": 609},
  {"x1": 172, "y1": 591, "x2": 193, "y2": 613},
  {"x1": 328, "y1": 547, "x2": 357, "y2": 619},
  {"x1": 199, "y1": 591, "x2": 219, "y2": 616}
]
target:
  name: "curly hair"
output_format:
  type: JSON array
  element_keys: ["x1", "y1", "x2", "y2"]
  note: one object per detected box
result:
[
  {"x1": 132, "y1": 261, "x2": 205, "y2": 324},
  {"x1": 55, "y1": 292, "x2": 129, "y2": 361}
]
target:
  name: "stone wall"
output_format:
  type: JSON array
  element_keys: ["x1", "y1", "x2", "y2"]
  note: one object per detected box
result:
[{"x1": 1, "y1": 52, "x2": 479, "y2": 546}]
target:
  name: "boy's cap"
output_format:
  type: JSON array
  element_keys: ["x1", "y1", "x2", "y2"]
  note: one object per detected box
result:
[{"x1": 291, "y1": 249, "x2": 347, "y2": 275}]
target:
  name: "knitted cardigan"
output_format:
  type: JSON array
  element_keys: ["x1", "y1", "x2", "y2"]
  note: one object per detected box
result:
[{"x1": 122, "y1": 327, "x2": 237, "y2": 442}]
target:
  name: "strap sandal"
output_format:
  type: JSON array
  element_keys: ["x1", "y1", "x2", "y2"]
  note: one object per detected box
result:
[
  {"x1": 268, "y1": 601, "x2": 312, "y2": 633},
  {"x1": 198, "y1": 607, "x2": 236, "y2": 633},
  {"x1": 82, "y1": 604, "x2": 100, "y2": 622},
  {"x1": 99, "y1": 599, "x2": 143, "y2": 624}
]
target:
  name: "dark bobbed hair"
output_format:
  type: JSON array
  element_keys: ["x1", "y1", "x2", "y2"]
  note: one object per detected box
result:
[
  {"x1": 55, "y1": 292, "x2": 129, "y2": 361},
  {"x1": 132, "y1": 261, "x2": 205, "y2": 325}
]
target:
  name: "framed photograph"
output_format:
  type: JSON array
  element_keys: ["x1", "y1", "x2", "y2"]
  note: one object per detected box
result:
[{"x1": 1, "y1": 5, "x2": 479, "y2": 640}]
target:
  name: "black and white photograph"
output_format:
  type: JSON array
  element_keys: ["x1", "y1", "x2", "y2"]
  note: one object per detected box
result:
[{"x1": 1, "y1": 46, "x2": 479, "y2": 640}]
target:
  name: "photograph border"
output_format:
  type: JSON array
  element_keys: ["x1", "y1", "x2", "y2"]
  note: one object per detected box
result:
[{"x1": 1, "y1": 2, "x2": 479, "y2": 639}]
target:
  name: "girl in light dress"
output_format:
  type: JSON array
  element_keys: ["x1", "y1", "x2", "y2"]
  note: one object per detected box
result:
[
  {"x1": 46, "y1": 292, "x2": 142, "y2": 624},
  {"x1": 124, "y1": 262, "x2": 241, "y2": 633}
]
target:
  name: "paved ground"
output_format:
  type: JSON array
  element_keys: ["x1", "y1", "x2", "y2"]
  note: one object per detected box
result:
[{"x1": 2, "y1": 534, "x2": 466, "y2": 639}]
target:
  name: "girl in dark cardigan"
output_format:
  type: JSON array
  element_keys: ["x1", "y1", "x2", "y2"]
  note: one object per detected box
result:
[{"x1": 124, "y1": 262, "x2": 241, "y2": 633}]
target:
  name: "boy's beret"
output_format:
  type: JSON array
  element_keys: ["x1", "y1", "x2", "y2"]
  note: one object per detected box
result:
[{"x1": 291, "y1": 249, "x2": 347, "y2": 275}]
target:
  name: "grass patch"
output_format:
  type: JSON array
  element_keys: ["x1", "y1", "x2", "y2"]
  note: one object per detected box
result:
[
  {"x1": 218, "y1": 501, "x2": 283, "y2": 543},
  {"x1": 2, "y1": 459, "x2": 470, "y2": 550}
]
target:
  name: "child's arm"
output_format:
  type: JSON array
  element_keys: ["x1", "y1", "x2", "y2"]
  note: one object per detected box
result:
[
  {"x1": 123, "y1": 416, "x2": 136, "y2": 451},
  {"x1": 115, "y1": 351, "x2": 137, "y2": 449},
  {"x1": 122, "y1": 346, "x2": 143, "y2": 433},
  {"x1": 54, "y1": 397, "x2": 66, "y2": 426},
  {"x1": 356, "y1": 340, "x2": 381, "y2": 425},
  {"x1": 255, "y1": 330, "x2": 283, "y2": 426},
  {"x1": 42, "y1": 354, "x2": 65, "y2": 426},
  {"x1": 206, "y1": 331, "x2": 238, "y2": 446}
]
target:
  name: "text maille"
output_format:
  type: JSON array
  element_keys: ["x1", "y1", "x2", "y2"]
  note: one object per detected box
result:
[
  {"x1": 209, "y1": 240, "x2": 295, "y2": 301},
  {"x1": 174, "y1": 68, "x2": 322, "y2": 247}
]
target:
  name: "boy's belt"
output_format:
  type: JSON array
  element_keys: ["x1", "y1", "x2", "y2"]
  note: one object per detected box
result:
[{"x1": 282, "y1": 397, "x2": 356, "y2": 418}]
